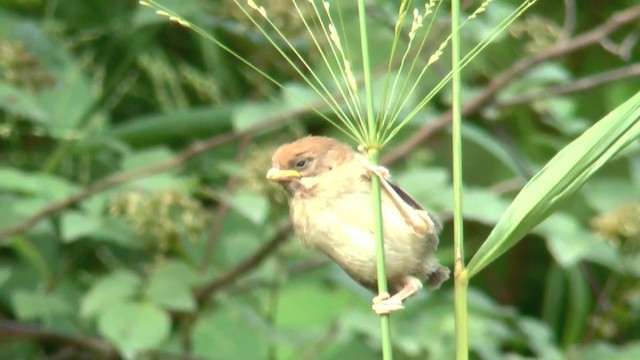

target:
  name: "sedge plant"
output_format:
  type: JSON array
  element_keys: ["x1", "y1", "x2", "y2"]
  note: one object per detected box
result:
[{"x1": 139, "y1": 1, "x2": 640, "y2": 359}]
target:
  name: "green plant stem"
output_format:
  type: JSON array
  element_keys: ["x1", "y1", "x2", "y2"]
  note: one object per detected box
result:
[
  {"x1": 454, "y1": 268, "x2": 469, "y2": 360},
  {"x1": 451, "y1": 0, "x2": 468, "y2": 359},
  {"x1": 367, "y1": 148, "x2": 393, "y2": 360},
  {"x1": 358, "y1": 0, "x2": 376, "y2": 145}
]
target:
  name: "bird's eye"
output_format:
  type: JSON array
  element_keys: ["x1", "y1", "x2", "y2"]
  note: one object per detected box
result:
[{"x1": 294, "y1": 158, "x2": 310, "y2": 169}]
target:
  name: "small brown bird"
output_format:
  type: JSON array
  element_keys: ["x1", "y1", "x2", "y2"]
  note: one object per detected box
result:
[{"x1": 267, "y1": 136, "x2": 449, "y2": 314}]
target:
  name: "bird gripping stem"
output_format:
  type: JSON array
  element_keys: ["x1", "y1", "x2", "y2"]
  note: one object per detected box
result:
[{"x1": 366, "y1": 148, "x2": 390, "y2": 297}]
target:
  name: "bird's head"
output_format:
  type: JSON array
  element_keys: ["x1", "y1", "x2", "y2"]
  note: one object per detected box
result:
[{"x1": 267, "y1": 136, "x2": 354, "y2": 194}]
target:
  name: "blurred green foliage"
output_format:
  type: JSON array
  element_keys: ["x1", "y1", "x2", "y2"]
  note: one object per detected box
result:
[{"x1": 1, "y1": 0, "x2": 639, "y2": 359}]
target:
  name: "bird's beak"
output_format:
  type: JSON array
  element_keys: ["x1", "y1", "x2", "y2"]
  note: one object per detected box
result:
[{"x1": 266, "y1": 167, "x2": 302, "y2": 182}]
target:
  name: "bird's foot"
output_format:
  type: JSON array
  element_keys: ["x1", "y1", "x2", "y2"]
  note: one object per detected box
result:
[
  {"x1": 360, "y1": 159, "x2": 391, "y2": 179},
  {"x1": 372, "y1": 292, "x2": 405, "y2": 315}
]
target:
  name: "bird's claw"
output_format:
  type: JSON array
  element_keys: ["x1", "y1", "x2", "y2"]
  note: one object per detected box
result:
[
  {"x1": 360, "y1": 159, "x2": 390, "y2": 179},
  {"x1": 372, "y1": 292, "x2": 405, "y2": 315}
]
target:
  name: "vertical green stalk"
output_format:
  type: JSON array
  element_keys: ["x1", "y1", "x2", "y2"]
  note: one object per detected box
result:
[
  {"x1": 450, "y1": 1, "x2": 469, "y2": 360},
  {"x1": 357, "y1": 0, "x2": 376, "y2": 145},
  {"x1": 367, "y1": 148, "x2": 393, "y2": 360},
  {"x1": 357, "y1": 0, "x2": 393, "y2": 357}
]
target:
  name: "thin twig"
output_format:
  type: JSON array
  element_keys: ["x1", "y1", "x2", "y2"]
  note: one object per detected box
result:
[
  {"x1": 382, "y1": 4, "x2": 640, "y2": 165},
  {"x1": 200, "y1": 134, "x2": 253, "y2": 271},
  {"x1": 0, "y1": 320, "x2": 117, "y2": 356},
  {"x1": 0, "y1": 319, "x2": 208, "y2": 360},
  {"x1": 497, "y1": 63, "x2": 640, "y2": 107},
  {"x1": 561, "y1": 0, "x2": 576, "y2": 40},
  {"x1": 194, "y1": 222, "x2": 292, "y2": 305}
]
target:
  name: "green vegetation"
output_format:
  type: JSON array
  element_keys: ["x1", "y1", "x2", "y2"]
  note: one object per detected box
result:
[{"x1": 1, "y1": 1, "x2": 639, "y2": 359}]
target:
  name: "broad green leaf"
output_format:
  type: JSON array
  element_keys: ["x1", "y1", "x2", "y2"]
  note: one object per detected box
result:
[
  {"x1": 111, "y1": 106, "x2": 233, "y2": 147},
  {"x1": 224, "y1": 191, "x2": 270, "y2": 225},
  {"x1": 0, "y1": 83, "x2": 48, "y2": 123},
  {"x1": 573, "y1": 341, "x2": 640, "y2": 360},
  {"x1": 192, "y1": 305, "x2": 268, "y2": 360},
  {"x1": 516, "y1": 318, "x2": 563, "y2": 360},
  {"x1": 81, "y1": 270, "x2": 141, "y2": 318},
  {"x1": 38, "y1": 66, "x2": 95, "y2": 137},
  {"x1": 60, "y1": 211, "x2": 101, "y2": 243},
  {"x1": 318, "y1": 340, "x2": 379, "y2": 360},
  {"x1": 232, "y1": 100, "x2": 285, "y2": 132},
  {"x1": 98, "y1": 301, "x2": 170, "y2": 360},
  {"x1": 582, "y1": 176, "x2": 640, "y2": 213},
  {"x1": 282, "y1": 83, "x2": 324, "y2": 109},
  {"x1": 144, "y1": 260, "x2": 199, "y2": 311},
  {"x1": 121, "y1": 147, "x2": 186, "y2": 190},
  {"x1": 536, "y1": 213, "x2": 620, "y2": 270},
  {"x1": 0, "y1": 266, "x2": 10, "y2": 288},
  {"x1": 276, "y1": 282, "x2": 354, "y2": 328},
  {"x1": 0, "y1": 167, "x2": 76, "y2": 200},
  {"x1": 461, "y1": 124, "x2": 525, "y2": 176},
  {"x1": 121, "y1": 147, "x2": 175, "y2": 171},
  {"x1": 467, "y1": 91, "x2": 640, "y2": 277},
  {"x1": 463, "y1": 188, "x2": 511, "y2": 225},
  {"x1": 394, "y1": 167, "x2": 451, "y2": 211},
  {"x1": 11, "y1": 289, "x2": 71, "y2": 322},
  {"x1": 11, "y1": 236, "x2": 51, "y2": 281}
]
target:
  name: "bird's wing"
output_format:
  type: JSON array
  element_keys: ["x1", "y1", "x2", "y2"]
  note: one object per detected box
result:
[
  {"x1": 377, "y1": 173, "x2": 442, "y2": 235},
  {"x1": 384, "y1": 178, "x2": 424, "y2": 210}
]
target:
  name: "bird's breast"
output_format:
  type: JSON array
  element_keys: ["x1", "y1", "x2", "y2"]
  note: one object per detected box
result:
[{"x1": 289, "y1": 189, "x2": 431, "y2": 284}]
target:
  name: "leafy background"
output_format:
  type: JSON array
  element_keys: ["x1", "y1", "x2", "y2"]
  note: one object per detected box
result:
[{"x1": 1, "y1": 0, "x2": 640, "y2": 359}]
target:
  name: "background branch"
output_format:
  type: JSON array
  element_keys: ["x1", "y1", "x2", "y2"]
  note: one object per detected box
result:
[
  {"x1": 497, "y1": 63, "x2": 640, "y2": 107},
  {"x1": 0, "y1": 320, "x2": 117, "y2": 357},
  {"x1": 194, "y1": 222, "x2": 292, "y2": 305}
]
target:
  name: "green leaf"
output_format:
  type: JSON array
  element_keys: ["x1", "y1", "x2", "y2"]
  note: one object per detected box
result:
[
  {"x1": 516, "y1": 318, "x2": 563, "y2": 360},
  {"x1": 282, "y1": 82, "x2": 323, "y2": 108},
  {"x1": 11, "y1": 289, "x2": 71, "y2": 322},
  {"x1": 0, "y1": 266, "x2": 10, "y2": 289},
  {"x1": 224, "y1": 191, "x2": 270, "y2": 225},
  {"x1": 60, "y1": 211, "x2": 101, "y2": 243},
  {"x1": 121, "y1": 148, "x2": 186, "y2": 190},
  {"x1": 276, "y1": 282, "x2": 354, "y2": 328},
  {"x1": 467, "y1": 91, "x2": 640, "y2": 277},
  {"x1": 573, "y1": 341, "x2": 640, "y2": 360},
  {"x1": 394, "y1": 167, "x2": 451, "y2": 211},
  {"x1": 562, "y1": 266, "x2": 590, "y2": 348},
  {"x1": 0, "y1": 167, "x2": 76, "y2": 199},
  {"x1": 232, "y1": 100, "x2": 285, "y2": 132},
  {"x1": 536, "y1": 213, "x2": 620, "y2": 270},
  {"x1": 582, "y1": 176, "x2": 640, "y2": 213},
  {"x1": 121, "y1": 147, "x2": 175, "y2": 171},
  {"x1": 81, "y1": 270, "x2": 141, "y2": 318},
  {"x1": 463, "y1": 188, "x2": 510, "y2": 225},
  {"x1": 461, "y1": 124, "x2": 524, "y2": 175},
  {"x1": 111, "y1": 106, "x2": 233, "y2": 147},
  {"x1": 98, "y1": 301, "x2": 170, "y2": 360},
  {"x1": 37, "y1": 66, "x2": 95, "y2": 137},
  {"x1": 192, "y1": 305, "x2": 268, "y2": 360},
  {"x1": 144, "y1": 260, "x2": 199, "y2": 311},
  {"x1": 0, "y1": 82, "x2": 48, "y2": 123}
]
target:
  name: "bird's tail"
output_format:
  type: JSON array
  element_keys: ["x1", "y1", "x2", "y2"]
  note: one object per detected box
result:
[{"x1": 426, "y1": 265, "x2": 450, "y2": 289}]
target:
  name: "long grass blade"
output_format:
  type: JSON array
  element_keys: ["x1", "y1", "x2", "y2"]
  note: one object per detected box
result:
[{"x1": 466, "y1": 91, "x2": 640, "y2": 277}]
